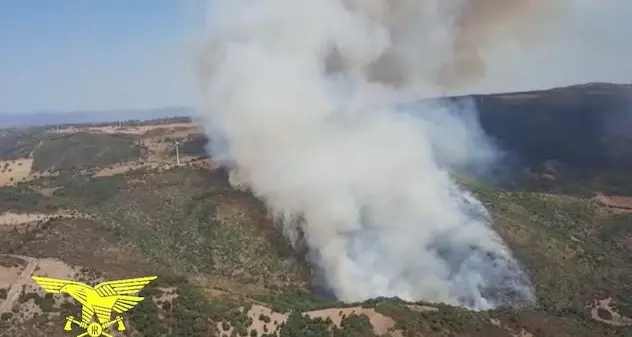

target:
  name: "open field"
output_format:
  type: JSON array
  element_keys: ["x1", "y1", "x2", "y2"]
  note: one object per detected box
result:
[
  {"x1": 0, "y1": 158, "x2": 33, "y2": 187},
  {"x1": 0, "y1": 210, "x2": 89, "y2": 232},
  {"x1": 595, "y1": 194, "x2": 632, "y2": 212},
  {"x1": 54, "y1": 122, "x2": 200, "y2": 137}
]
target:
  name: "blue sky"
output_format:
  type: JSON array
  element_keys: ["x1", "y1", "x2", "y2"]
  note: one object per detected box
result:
[
  {"x1": 0, "y1": 1, "x2": 205, "y2": 113},
  {"x1": 1, "y1": 1, "x2": 631, "y2": 113}
]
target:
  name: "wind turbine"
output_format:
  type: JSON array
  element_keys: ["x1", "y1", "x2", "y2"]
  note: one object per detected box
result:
[{"x1": 174, "y1": 140, "x2": 181, "y2": 166}]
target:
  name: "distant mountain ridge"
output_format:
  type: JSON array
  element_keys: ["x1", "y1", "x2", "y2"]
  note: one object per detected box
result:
[{"x1": 0, "y1": 106, "x2": 194, "y2": 127}]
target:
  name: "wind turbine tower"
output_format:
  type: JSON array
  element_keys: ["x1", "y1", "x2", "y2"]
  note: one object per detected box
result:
[{"x1": 175, "y1": 140, "x2": 181, "y2": 166}]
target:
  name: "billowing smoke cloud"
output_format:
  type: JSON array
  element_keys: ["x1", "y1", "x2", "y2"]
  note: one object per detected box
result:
[
  {"x1": 194, "y1": 0, "x2": 542, "y2": 310},
  {"x1": 336, "y1": 0, "x2": 568, "y2": 90}
]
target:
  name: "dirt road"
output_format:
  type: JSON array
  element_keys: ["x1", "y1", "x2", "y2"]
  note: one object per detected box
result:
[{"x1": 0, "y1": 255, "x2": 37, "y2": 315}]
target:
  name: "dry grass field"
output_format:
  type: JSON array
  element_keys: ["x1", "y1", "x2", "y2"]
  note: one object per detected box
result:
[{"x1": 0, "y1": 158, "x2": 33, "y2": 187}]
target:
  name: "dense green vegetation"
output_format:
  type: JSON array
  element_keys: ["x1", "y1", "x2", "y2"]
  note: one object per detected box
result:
[
  {"x1": 0, "y1": 127, "x2": 45, "y2": 160},
  {"x1": 254, "y1": 286, "x2": 345, "y2": 313},
  {"x1": 31, "y1": 132, "x2": 143, "y2": 172},
  {"x1": 0, "y1": 185, "x2": 60, "y2": 213},
  {"x1": 470, "y1": 184, "x2": 632, "y2": 314},
  {"x1": 128, "y1": 275, "x2": 248, "y2": 337},
  {"x1": 17, "y1": 291, "x2": 56, "y2": 312},
  {"x1": 72, "y1": 168, "x2": 301, "y2": 284}
]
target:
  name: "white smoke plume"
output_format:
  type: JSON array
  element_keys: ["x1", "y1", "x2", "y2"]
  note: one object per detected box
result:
[{"x1": 194, "y1": 0, "x2": 543, "y2": 310}]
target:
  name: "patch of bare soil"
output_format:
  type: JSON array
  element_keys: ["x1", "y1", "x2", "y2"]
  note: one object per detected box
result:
[
  {"x1": 217, "y1": 305, "x2": 286, "y2": 337},
  {"x1": 92, "y1": 156, "x2": 211, "y2": 178},
  {"x1": 406, "y1": 304, "x2": 438, "y2": 313},
  {"x1": 595, "y1": 194, "x2": 632, "y2": 213},
  {"x1": 92, "y1": 161, "x2": 158, "y2": 177},
  {"x1": 31, "y1": 258, "x2": 78, "y2": 281},
  {"x1": 0, "y1": 158, "x2": 33, "y2": 187},
  {"x1": 218, "y1": 304, "x2": 397, "y2": 337},
  {"x1": 307, "y1": 307, "x2": 396, "y2": 335},
  {"x1": 187, "y1": 157, "x2": 218, "y2": 170},
  {"x1": 589, "y1": 297, "x2": 632, "y2": 326},
  {"x1": 4, "y1": 257, "x2": 84, "y2": 327},
  {"x1": 31, "y1": 187, "x2": 60, "y2": 197},
  {"x1": 154, "y1": 287, "x2": 178, "y2": 303},
  {"x1": 0, "y1": 213, "x2": 49, "y2": 227},
  {"x1": 142, "y1": 138, "x2": 172, "y2": 162},
  {"x1": 152, "y1": 287, "x2": 179, "y2": 320},
  {"x1": 490, "y1": 318, "x2": 534, "y2": 337},
  {"x1": 55, "y1": 123, "x2": 199, "y2": 136},
  {"x1": 0, "y1": 255, "x2": 26, "y2": 310},
  {"x1": 155, "y1": 125, "x2": 201, "y2": 139},
  {"x1": 0, "y1": 264, "x2": 21, "y2": 289},
  {"x1": 617, "y1": 234, "x2": 632, "y2": 252},
  {"x1": 0, "y1": 211, "x2": 90, "y2": 232},
  {"x1": 0, "y1": 256, "x2": 37, "y2": 316},
  {"x1": 0, "y1": 256, "x2": 134, "y2": 337},
  {"x1": 244, "y1": 305, "x2": 288, "y2": 336}
]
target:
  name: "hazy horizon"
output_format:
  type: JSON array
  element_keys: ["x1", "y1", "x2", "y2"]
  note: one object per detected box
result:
[
  {"x1": 0, "y1": 105, "x2": 192, "y2": 115},
  {"x1": 1, "y1": 0, "x2": 631, "y2": 113},
  {"x1": 1, "y1": 80, "x2": 631, "y2": 116}
]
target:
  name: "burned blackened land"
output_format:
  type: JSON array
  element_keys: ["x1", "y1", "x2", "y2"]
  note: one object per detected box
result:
[
  {"x1": 179, "y1": 134, "x2": 210, "y2": 157},
  {"x1": 473, "y1": 83, "x2": 632, "y2": 170}
]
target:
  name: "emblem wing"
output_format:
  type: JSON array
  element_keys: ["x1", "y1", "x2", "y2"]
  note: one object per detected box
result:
[
  {"x1": 31, "y1": 276, "x2": 94, "y2": 310},
  {"x1": 31, "y1": 276, "x2": 88, "y2": 293},
  {"x1": 111, "y1": 295, "x2": 145, "y2": 314},
  {"x1": 93, "y1": 276, "x2": 158, "y2": 297}
]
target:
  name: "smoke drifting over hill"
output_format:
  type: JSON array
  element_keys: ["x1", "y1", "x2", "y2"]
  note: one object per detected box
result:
[{"x1": 194, "y1": 0, "x2": 541, "y2": 309}]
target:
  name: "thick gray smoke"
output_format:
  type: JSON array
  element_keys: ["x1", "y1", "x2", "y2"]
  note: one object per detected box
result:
[{"x1": 194, "y1": 0, "x2": 539, "y2": 310}]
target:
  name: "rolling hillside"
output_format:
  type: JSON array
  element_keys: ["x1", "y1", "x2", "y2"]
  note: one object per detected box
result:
[{"x1": 0, "y1": 83, "x2": 631, "y2": 337}]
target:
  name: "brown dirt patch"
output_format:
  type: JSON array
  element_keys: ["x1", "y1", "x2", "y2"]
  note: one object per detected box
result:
[
  {"x1": 0, "y1": 211, "x2": 90, "y2": 232},
  {"x1": 307, "y1": 306, "x2": 396, "y2": 335},
  {"x1": 0, "y1": 265, "x2": 21, "y2": 289},
  {"x1": 91, "y1": 155, "x2": 211, "y2": 178},
  {"x1": 617, "y1": 234, "x2": 632, "y2": 251},
  {"x1": 3, "y1": 257, "x2": 89, "y2": 328},
  {"x1": 92, "y1": 161, "x2": 158, "y2": 177},
  {"x1": 55, "y1": 123, "x2": 199, "y2": 136},
  {"x1": 0, "y1": 158, "x2": 33, "y2": 187},
  {"x1": 218, "y1": 304, "x2": 396, "y2": 337},
  {"x1": 595, "y1": 194, "x2": 632, "y2": 212},
  {"x1": 31, "y1": 258, "x2": 78, "y2": 281},
  {"x1": 0, "y1": 213, "x2": 49, "y2": 226},
  {"x1": 489, "y1": 318, "x2": 534, "y2": 337},
  {"x1": 0, "y1": 213, "x2": 51, "y2": 233},
  {"x1": 243, "y1": 304, "x2": 288, "y2": 336},
  {"x1": 406, "y1": 304, "x2": 439, "y2": 313},
  {"x1": 589, "y1": 297, "x2": 632, "y2": 326},
  {"x1": 187, "y1": 157, "x2": 218, "y2": 170},
  {"x1": 142, "y1": 138, "x2": 172, "y2": 162},
  {"x1": 153, "y1": 287, "x2": 178, "y2": 305},
  {"x1": 0, "y1": 256, "x2": 37, "y2": 316},
  {"x1": 32, "y1": 187, "x2": 60, "y2": 197},
  {"x1": 215, "y1": 201, "x2": 252, "y2": 222}
]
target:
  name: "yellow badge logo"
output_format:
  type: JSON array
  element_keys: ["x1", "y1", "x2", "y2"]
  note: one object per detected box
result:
[{"x1": 31, "y1": 275, "x2": 158, "y2": 337}]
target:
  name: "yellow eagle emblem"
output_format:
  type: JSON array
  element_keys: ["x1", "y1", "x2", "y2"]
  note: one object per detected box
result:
[{"x1": 32, "y1": 275, "x2": 157, "y2": 337}]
